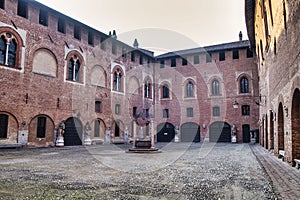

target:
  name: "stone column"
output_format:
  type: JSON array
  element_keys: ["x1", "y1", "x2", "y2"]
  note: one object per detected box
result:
[{"x1": 133, "y1": 121, "x2": 137, "y2": 148}]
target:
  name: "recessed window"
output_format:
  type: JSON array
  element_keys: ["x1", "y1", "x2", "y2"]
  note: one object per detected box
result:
[
  {"x1": 219, "y1": 52, "x2": 225, "y2": 61},
  {"x1": 160, "y1": 60, "x2": 165, "y2": 68},
  {"x1": 246, "y1": 48, "x2": 253, "y2": 58},
  {"x1": 115, "y1": 104, "x2": 121, "y2": 115},
  {"x1": 95, "y1": 101, "x2": 102, "y2": 113},
  {"x1": 206, "y1": 53, "x2": 212, "y2": 63},
  {"x1": 74, "y1": 24, "x2": 81, "y2": 40},
  {"x1": 133, "y1": 107, "x2": 137, "y2": 118},
  {"x1": 187, "y1": 107, "x2": 193, "y2": 117},
  {"x1": 68, "y1": 55, "x2": 80, "y2": 82},
  {"x1": 88, "y1": 31, "x2": 94, "y2": 46},
  {"x1": 212, "y1": 80, "x2": 220, "y2": 95},
  {"x1": 171, "y1": 58, "x2": 176, "y2": 67},
  {"x1": 163, "y1": 109, "x2": 169, "y2": 118},
  {"x1": 242, "y1": 105, "x2": 250, "y2": 116},
  {"x1": 0, "y1": 114, "x2": 8, "y2": 138},
  {"x1": 58, "y1": 17, "x2": 65, "y2": 33},
  {"x1": 240, "y1": 77, "x2": 249, "y2": 93},
  {"x1": 182, "y1": 57, "x2": 187, "y2": 66},
  {"x1": 139, "y1": 55, "x2": 143, "y2": 65},
  {"x1": 17, "y1": 0, "x2": 28, "y2": 18},
  {"x1": 212, "y1": 106, "x2": 220, "y2": 116},
  {"x1": 144, "y1": 81, "x2": 151, "y2": 98},
  {"x1": 0, "y1": 0, "x2": 5, "y2": 9},
  {"x1": 39, "y1": 9, "x2": 48, "y2": 26},
  {"x1": 233, "y1": 50, "x2": 239, "y2": 59},
  {"x1": 162, "y1": 84, "x2": 169, "y2": 99},
  {"x1": 187, "y1": 81, "x2": 194, "y2": 97},
  {"x1": 0, "y1": 34, "x2": 17, "y2": 67},
  {"x1": 36, "y1": 116, "x2": 46, "y2": 138},
  {"x1": 131, "y1": 52, "x2": 135, "y2": 62},
  {"x1": 194, "y1": 55, "x2": 199, "y2": 64}
]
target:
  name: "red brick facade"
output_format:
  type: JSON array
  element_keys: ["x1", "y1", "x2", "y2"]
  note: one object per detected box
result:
[{"x1": 0, "y1": 0, "x2": 258, "y2": 147}]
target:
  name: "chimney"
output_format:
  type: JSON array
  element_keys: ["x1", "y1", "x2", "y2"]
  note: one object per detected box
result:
[
  {"x1": 109, "y1": 31, "x2": 112, "y2": 36},
  {"x1": 133, "y1": 38, "x2": 139, "y2": 48},
  {"x1": 112, "y1": 30, "x2": 117, "y2": 39},
  {"x1": 239, "y1": 31, "x2": 243, "y2": 41}
]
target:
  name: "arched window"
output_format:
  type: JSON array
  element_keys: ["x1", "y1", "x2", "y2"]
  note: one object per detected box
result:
[
  {"x1": 113, "y1": 68, "x2": 123, "y2": 92},
  {"x1": 187, "y1": 81, "x2": 194, "y2": 97},
  {"x1": 162, "y1": 84, "x2": 169, "y2": 98},
  {"x1": 68, "y1": 55, "x2": 80, "y2": 81},
  {"x1": 212, "y1": 80, "x2": 220, "y2": 95},
  {"x1": 240, "y1": 77, "x2": 249, "y2": 93},
  {"x1": 0, "y1": 33, "x2": 17, "y2": 67},
  {"x1": 144, "y1": 80, "x2": 151, "y2": 98}
]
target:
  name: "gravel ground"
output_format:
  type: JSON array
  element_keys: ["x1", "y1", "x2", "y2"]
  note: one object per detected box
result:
[{"x1": 0, "y1": 143, "x2": 277, "y2": 200}]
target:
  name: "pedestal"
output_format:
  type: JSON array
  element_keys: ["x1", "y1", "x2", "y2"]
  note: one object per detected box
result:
[
  {"x1": 56, "y1": 136, "x2": 64, "y2": 147},
  {"x1": 84, "y1": 135, "x2": 92, "y2": 145},
  {"x1": 231, "y1": 135, "x2": 237, "y2": 143}
]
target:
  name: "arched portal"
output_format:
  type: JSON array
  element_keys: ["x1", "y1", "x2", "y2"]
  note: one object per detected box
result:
[
  {"x1": 209, "y1": 121, "x2": 231, "y2": 142},
  {"x1": 277, "y1": 103, "x2": 285, "y2": 154},
  {"x1": 270, "y1": 111, "x2": 274, "y2": 149},
  {"x1": 181, "y1": 122, "x2": 200, "y2": 142},
  {"x1": 64, "y1": 117, "x2": 82, "y2": 146},
  {"x1": 292, "y1": 89, "x2": 300, "y2": 165},
  {"x1": 157, "y1": 122, "x2": 175, "y2": 142},
  {"x1": 265, "y1": 114, "x2": 268, "y2": 149}
]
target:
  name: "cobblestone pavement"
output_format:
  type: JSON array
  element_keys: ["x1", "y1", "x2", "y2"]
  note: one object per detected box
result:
[
  {"x1": 0, "y1": 143, "x2": 277, "y2": 199},
  {"x1": 250, "y1": 144, "x2": 300, "y2": 200}
]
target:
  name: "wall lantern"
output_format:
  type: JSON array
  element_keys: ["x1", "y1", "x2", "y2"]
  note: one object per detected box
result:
[
  {"x1": 202, "y1": 123, "x2": 206, "y2": 129},
  {"x1": 233, "y1": 100, "x2": 239, "y2": 109}
]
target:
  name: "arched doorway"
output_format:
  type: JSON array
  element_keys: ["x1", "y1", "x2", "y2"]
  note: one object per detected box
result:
[
  {"x1": 292, "y1": 89, "x2": 300, "y2": 165},
  {"x1": 209, "y1": 122, "x2": 231, "y2": 142},
  {"x1": 93, "y1": 119, "x2": 106, "y2": 138},
  {"x1": 270, "y1": 111, "x2": 274, "y2": 149},
  {"x1": 157, "y1": 122, "x2": 175, "y2": 142},
  {"x1": 64, "y1": 117, "x2": 82, "y2": 146},
  {"x1": 113, "y1": 120, "x2": 124, "y2": 138},
  {"x1": 181, "y1": 122, "x2": 200, "y2": 142},
  {"x1": 277, "y1": 103, "x2": 284, "y2": 154},
  {"x1": 242, "y1": 124, "x2": 250, "y2": 143}
]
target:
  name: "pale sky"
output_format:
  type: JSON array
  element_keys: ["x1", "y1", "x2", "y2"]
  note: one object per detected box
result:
[{"x1": 36, "y1": 0, "x2": 248, "y2": 55}]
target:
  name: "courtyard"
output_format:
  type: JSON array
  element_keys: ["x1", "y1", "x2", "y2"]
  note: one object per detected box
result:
[{"x1": 0, "y1": 143, "x2": 284, "y2": 200}]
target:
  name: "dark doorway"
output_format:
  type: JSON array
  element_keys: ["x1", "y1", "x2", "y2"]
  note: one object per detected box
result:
[
  {"x1": 242, "y1": 124, "x2": 250, "y2": 143},
  {"x1": 278, "y1": 103, "x2": 284, "y2": 154},
  {"x1": 181, "y1": 122, "x2": 200, "y2": 142},
  {"x1": 0, "y1": 114, "x2": 8, "y2": 138},
  {"x1": 115, "y1": 121, "x2": 120, "y2": 137},
  {"x1": 265, "y1": 114, "x2": 269, "y2": 149},
  {"x1": 64, "y1": 117, "x2": 82, "y2": 146},
  {"x1": 157, "y1": 122, "x2": 175, "y2": 142},
  {"x1": 270, "y1": 111, "x2": 274, "y2": 149},
  {"x1": 292, "y1": 88, "x2": 300, "y2": 165},
  {"x1": 209, "y1": 122, "x2": 231, "y2": 142}
]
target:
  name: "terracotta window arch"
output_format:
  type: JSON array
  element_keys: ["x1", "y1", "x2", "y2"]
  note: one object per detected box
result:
[
  {"x1": 212, "y1": 80, "x2": 220, "y2": 95},
  {"x1": 68, "y1": 55, "x2": 80, "y2": 81},
  {"x1": 240, "y1": 77, "x2": 249, "y2": 93}
]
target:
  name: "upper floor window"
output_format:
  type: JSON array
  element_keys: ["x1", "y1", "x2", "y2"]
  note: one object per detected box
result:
[
  {"x1": 242, "y1": 105, "x2": 250, "y2": 116},
  {"x1": 246, "y1": 48, "x2": 253, "y2": 58},
  {"x1": 206, "y1": 53, "x2": 212, "y2": 63},
  {"x1": 187, "y1": 81, "x2": 194, "y2": 97},
  {"x1": 171, "y1": 58, "x2": 176, "y2": 67},
  {"x1": 0, "y1": 33, "x2": 17, "y2": 67},
  {"x1": 0, "y1": 114, "x2": 8, "y2": 138},
  {"x1": 233, "y1": 50, "x2": 239, "y2": 59},
  {"x1": 194, "y1": 55, "x2": 199, "y2": 64},
  {"x1": 113, "y1": 68, "x2": 123, "y2": 92},
  {"x1": 74, "y1": 24, "x2": 81, "y2": 40},
  {"x1": 163, "y1": 109, "x2": 169, "y2": 118},
  {"x1": 88, "y1": 31, "x2": 94, "y2": 46},
  {"x1": 212, "y1": 106, "x2": 220, "y2": 116},
  {"x1": 17, "y1": 0, "x2": 28, "y2": 18},
  {"x1": 162, "y1": 84, "x2": 169, "y2": 98},
  {"x1": 212, "y1": 80, "x2": 220, "y2": 95},
  {"x1": 219, "y1": 51, "x2": 225, "y2": 61},
  {"x1": 187, "y1": 107, "x2": 193, "y2": 117},
  {"x1": 39, "y1": 9, "x2": 48, "y2": 26},
  {"x1": 240, "y1": 77, "x2": 249, "y2": 93},
  {"x1": 131, "y1": 52, "x2": 135, "y2": 62},
  {"x1": 95, "y1": 101, "x2": 102, "y2": 113},
  {"x1": 139, "y1": 55, "x2": 143, "y2": 65},
  {"x1": 144, "y1": 80, "x2": 152, "y2": 98},
  {"x1": 182, "y1": 57, "x2": 187, "y2": 66},
  {"x1": 36, "y1": 116, "x2": 46, "y2": 138},
  {"x1": 0, "y1": 0, "x2": 5, "y2": 9},
  {"x1": 68, "y1": 55, "x2": 80, "y2": 82},
  {"x1": 122, "y1": 47, "x2": 126, "y2": 58},
  {"x1": 115, "y1": 104, "x2": 121, "y2": 115},
  {"x1": 160, "y1": 60, "x2": 165, "y2": 68},
  {"x1": 58, "y1": 17, "x2": 65, "y2": 34}
]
